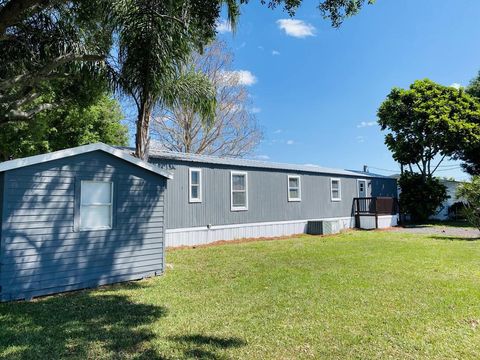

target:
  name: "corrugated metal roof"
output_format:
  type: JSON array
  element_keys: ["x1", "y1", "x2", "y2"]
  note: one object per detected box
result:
[
  {"x1": 142, "y1": 148, "x2": 389, "y2": 179},
  {"x1": 0, "y1": 143, "x2": 173, "y2": 179}
]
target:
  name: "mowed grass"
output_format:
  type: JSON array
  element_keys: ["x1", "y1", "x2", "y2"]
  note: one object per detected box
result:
[{"x1": 1, "y1": 231, "x2": 480, "y2": 359}]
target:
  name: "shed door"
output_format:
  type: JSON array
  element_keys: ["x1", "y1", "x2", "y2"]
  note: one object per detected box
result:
[{"x1": 358, "y1": 180, "x2": 367, "y2": 198}]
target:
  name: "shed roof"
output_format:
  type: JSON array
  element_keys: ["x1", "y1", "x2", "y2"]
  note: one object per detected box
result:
[
  {"x1": 0, "y1": 143, "x2": 173, "y2": 179},
  {"x1": 146, "y1": 148, "x2": 388, "y2": 179}
]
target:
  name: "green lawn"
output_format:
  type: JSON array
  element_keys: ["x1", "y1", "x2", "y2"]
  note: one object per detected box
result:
[{"x1": 1, "y1": 231, "x2": 480, "y2": 359}]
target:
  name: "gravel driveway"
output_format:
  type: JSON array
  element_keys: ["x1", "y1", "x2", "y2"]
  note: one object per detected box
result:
[{"x1": 390, "y1": 225, "x2": 480, "y2": 239}]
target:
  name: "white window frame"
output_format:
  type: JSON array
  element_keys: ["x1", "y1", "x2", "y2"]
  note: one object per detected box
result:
[
  {"x1": 231, "y1": 171, "x2": 248, "y2": 211},
  {"x1": 287, "y1": 175, "x2": 301, "y2": 202},
  {"x1": 189, "y1": 168, "x2": 202, "y2": 203},
  {"x1": 357, "y1": 179, "x2": 367, "y2": 197},
  {"x1": 80, "y1": 180, "x2": 113, "y2": 231},
  {"x1": 330, "y1": 178, "x2": 342, "y2": 202}
]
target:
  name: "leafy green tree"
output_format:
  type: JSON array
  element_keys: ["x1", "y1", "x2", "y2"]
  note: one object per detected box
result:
[
  {"x1": 0, "y1": 0, "x2": 369, "y2": 37},
  {"x1": 0, "y1": 1, "x2": 111, "y2": 124},
  {"x1": 462, "y1": 72, "x2": 480, "y2": 175},
  {"x1": 378, "y1": 79, "x2": 480, "y2": 178},
  {"x1": 398, "y1": 172, "x2": 448, "y2": 222},
  {"x1": 456, "y1": 176, "x2": 480, "y2": 231},
  {"x1": 317, "y1": 0, "x2": 375, "y2": 27},
  {"x1": 0, "y1": 93, "x2": 127, "y2": 161}
]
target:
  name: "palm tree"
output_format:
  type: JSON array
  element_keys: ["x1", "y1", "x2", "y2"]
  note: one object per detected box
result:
[{"x1": 110, "y1": 0, "x2": 239, "y2": 159}]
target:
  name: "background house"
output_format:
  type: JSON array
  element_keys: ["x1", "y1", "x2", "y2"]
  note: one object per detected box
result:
[
  {"x1": 391, "y1": 175, "x2": 465, "y2": 221},
  {"x1": 431, "y1": 179, "x2": 465, "y2": 220}
]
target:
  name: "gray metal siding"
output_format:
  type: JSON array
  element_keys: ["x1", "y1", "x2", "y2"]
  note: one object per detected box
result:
[
  {"x1": 0, "y1": 151, "x2": 166, "y2": 301},
  {"x1": 151, "y1": 159, "x2": 397, "y2": 229}
]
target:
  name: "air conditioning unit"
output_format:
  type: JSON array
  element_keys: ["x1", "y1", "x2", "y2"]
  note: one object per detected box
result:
[{"x1": 306, "y1": 220, "x2": 340, "y2": 235}]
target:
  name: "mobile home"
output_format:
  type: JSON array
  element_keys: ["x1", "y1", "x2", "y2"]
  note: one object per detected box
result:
[{"x1": 148, "y1": 149, "x2": 398, "y2": 247}]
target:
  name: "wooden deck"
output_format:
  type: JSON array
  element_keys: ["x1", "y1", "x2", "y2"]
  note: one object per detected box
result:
[{"x1": 353, "y1": 197, "x2": 399, "y2": 229}]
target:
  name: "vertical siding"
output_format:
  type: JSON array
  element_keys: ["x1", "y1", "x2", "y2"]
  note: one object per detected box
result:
[
  {"x1": 0, "y1": 172, "x2": 3, "y2": 295},
  {"x1": 0, "y1": 151, "x2": 167, "y2": 301},
  {"x1": 150, "y1": 159, "x2": 397, "y2": 230},
  {"x1": 0, "y1": 172, "x2": 3, "y2": 234}
]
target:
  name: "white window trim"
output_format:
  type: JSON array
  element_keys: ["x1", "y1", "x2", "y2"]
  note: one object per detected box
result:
[
  {"x1": 80, "y1": 180, "x2": 113, "y2": 231},
  {"x1": 189, "y1": 168, "x2": 202, "y2": 203},
  {"x1": 357, "y1": 179, "x2": 367, "y2": 198},
  {"x1": 231, "y1": 171, "x2": 248, "y2": 211},
  {"x1": 287, "y1": 175, "x2": 301, "y2": 202},
  {"x1": 330, "y1": 178, "x2": 342, "y2": 202}
]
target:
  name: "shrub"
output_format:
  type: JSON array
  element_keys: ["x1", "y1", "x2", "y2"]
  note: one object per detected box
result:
[
  {"x1": 448, "y1": 202, "x2": 467, "y2": 220},
  {"x1": 398, "y1": 172, "x2": 448, "y2": 222},
  {"x1": 456, "y1": 176, "x2": 480, "y2": 230}
]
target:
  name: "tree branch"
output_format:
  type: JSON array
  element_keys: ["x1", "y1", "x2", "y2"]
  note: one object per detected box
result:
[
  {"x1": 2, "y1": 102, "x2": 55, "y2": 123},
  {"x1": 152, "y1": 10, "x2": 188, "y2": 29},
  {"x1": 0, "y1": 53, "x2": 104, "y2": 91},
  {"x1": 0, "y1": 0, "x2": 53, "y2": 38},
  {"x1": 431, "y1": 154, "x2": 447, "y2": 175}
]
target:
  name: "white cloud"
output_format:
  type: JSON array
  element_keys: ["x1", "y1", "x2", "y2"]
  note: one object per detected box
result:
[
  {"x1": 273, "y1": 129, "x2": 282, "y2": 134},
  {"x1": 286, "y1": 140, "x2": 295, "y2": 145},
  {"x1": 356, "y1": 136, "x2": 365, "y2": 143},
  {"x1": 356, "y1": 121, "x2": 377, "y2": 128},
  {"x1": 276, "y1": 19, "x2": 316, "y2": 38},
  {"x1": 255, "y1": 155, "x2": 270, "y2": 160},
  {"x1": 216, "y1": 19, "x2": 232, "y2": 34},
  {"x1": 236, "y1": 41, "x2": 246, "y2": 50},
  {"x1": 304, "y1": 163, "x2": 320, "y2": 167},
  {"x1": 258, "y1": 45, "x2": 264, "y2": 51},
  {"x1": 272, "y1": 50, "x2": 280, "y2": 56},
  {"x1": 450, "y1": 83, "x2": 462, "y2": 90},
  {"x1": 220, "y1": 70, "x2": 257, "y2": 86},
  {"x1": 250, "y1": 107, "x2": 261, "y2": 114}
]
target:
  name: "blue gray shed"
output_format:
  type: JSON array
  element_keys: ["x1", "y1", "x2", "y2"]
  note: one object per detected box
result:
[{"x1": 0, "y1": 143, "x2": 171, "y2": 301}]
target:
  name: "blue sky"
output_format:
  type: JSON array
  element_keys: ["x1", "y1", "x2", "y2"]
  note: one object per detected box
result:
[{"x1": 212, "y1": 0, "x2": 480, "y2": 180}]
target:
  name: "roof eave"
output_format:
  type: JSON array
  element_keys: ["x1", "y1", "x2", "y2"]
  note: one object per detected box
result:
[
  {"x1": 0, "y1": 143, "x2": 173, "y2": 179},
  {"x1": 147, "y1": 152, "x2": 386, "y2": 179}
]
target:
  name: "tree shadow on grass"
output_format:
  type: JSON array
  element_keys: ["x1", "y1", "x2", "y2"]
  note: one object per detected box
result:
[
  {"x1": 167, "y1": 334, "x2": 246, "y2": 360},
  {"x1": 0, "y1": 283, "x2": 167, "y2": 359},
  {"x1": 404, "y1": 220, "x2": 476, "y2": 229},
  {"x1": 430, "y1": 235, "x2": 480, "y2": 242}
]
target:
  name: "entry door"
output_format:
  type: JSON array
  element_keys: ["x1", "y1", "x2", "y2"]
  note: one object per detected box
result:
[{"x1": 358, "y1": 180, "x2": 367, "y2": 198}]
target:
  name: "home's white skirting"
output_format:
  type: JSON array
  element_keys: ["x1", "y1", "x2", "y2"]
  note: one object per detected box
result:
[
  {"x1": 359, "y1": 215, "x2": 398, "y2": 230},
  {"x1": 165, "y1": 217, "x2": 355, "y2": 247},
  {"x1": 378, "y1": 215, "x2": 398, "y2": 228}
]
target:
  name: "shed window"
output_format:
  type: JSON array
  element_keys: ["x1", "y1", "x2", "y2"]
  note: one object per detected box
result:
[
  {"x1": 189, "y1": 168, "x2": 202, "y2": 203},
  {"x1": 288, "y1": 175, "x2": 301, "y2": 201},
  {"x1": 80, "y1": 181, "x2": 113, "y2": 230},
  {"x1": 231, "y1": 171, "x2": 248, "y2": 211},
  {"x1": 331, "y1": 178, "x2": 341, "y2": 201}
]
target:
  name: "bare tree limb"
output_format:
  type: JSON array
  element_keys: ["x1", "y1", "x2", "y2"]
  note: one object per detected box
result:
[
  {"x1": 151, "y1": 40, "x2": 263, "y2": 158},
  {"x1": 431, "y1": 154, "x2": 447, "y2": 175}
]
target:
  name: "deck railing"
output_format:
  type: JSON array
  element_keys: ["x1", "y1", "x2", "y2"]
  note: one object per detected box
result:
[{"x1": 353, "y1": 197, "x2": 399, "y2": 228}]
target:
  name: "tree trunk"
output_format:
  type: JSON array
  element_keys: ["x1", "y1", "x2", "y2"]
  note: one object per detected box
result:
[{"x1": 135, "y1": 99, "x2": 153, "y2": 160}]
